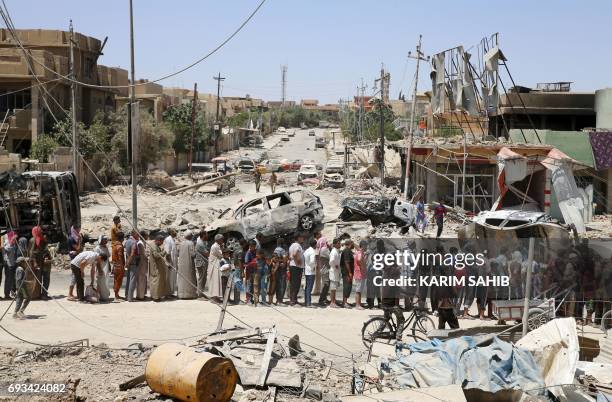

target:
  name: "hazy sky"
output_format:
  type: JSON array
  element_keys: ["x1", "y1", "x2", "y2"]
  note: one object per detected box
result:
[{"x1": 9, "y1": 0, "x2": 612, "y2": 103}]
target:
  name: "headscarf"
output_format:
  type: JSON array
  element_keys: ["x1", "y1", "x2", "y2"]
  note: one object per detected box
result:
[
  {"x1": 70, "y1": 226, "x2": 80, "y2": 242},
  {"x1": 17, "y1": 237, "x2": 28, "y2": 257},
  {"x1": 32, "y1": 226, "x2": 44, "y2": 247},
  {"x1": 7, "y1": 230, "x2": 17, "y2": 246}
]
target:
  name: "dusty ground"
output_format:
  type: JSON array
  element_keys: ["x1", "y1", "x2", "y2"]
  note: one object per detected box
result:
[{"x1": 0, "y1": 128, "x2": 606, "y2": 401}]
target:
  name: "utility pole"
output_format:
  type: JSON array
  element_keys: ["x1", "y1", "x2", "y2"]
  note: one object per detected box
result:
[
  {"x1": 213, "y1": 73, "x2": 225, "y2": 155},
  {"x1": 128, "y1": 0, "x2": 138, "y2": 229},
  {"x1": 280, "y1": 65, "x2": 287, "y2": 107},
  {"x1": 189, "y1": 82, "x2": 198, "y2": 178},
  {"x1": 69, "y1": 21, "x2": 78, "y2": 188},
  {"x1": 404, "y1": 35, "x2": 429, "y2": 199},
  {"x1": 378, "y1": 67, "x2": 386, "y2": 185}
]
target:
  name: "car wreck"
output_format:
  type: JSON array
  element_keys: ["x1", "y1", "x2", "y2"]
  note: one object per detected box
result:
[
  {"x1": 207, "y1": 189, "x2": 324, "y2": 249},
  {"x1": 0, "y1": 171, "x2": 81, "y2": 247},
  {"x1": 322, "y1": 173, "x2": 345, "y2": 188},
  {"x1": 338, "y1": 196, "x2": 415, "y2": 227}
]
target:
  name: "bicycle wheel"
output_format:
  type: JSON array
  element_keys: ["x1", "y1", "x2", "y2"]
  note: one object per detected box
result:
[
  {"x1": 601, "y1": 310, "x2": 612, "y2": 332},
  {"x1": 410, "y1": 315, "x2": 435, "y2": 343},
  {"x1": 362, "y1": 317, "x2": 393, "y2": 349}
]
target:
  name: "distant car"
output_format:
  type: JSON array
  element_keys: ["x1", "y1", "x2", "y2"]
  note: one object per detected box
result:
[
  {"x1": 281, "y1": 136, "x2": 290, "y2": 142},
  {"x1": 309, "y1": 130, "x2": 315, "y2": 136},
  {"x1": 288, "y1": 130, "x2": 296, "y2": 137},
  {"x1": 258, "y1": 159, "x2": 282, "y2": 173},
  {"x1": 236, "y1": 157, "x2": 256, "y2": 172},
  {"x1": 283, "y1": 159, "x2": 304, "y2": 171},
  {"x1": 315, "y1": 137, "x2": 326, "y2": 148},
  {"x1": 297, "y1": 164, "x2": 319, "y2": 181},
  {"x1": 325, "y1": 159, "x2": 344, "y2": 174},
  {"x1": 277, "y1": 126, "x2": 286, "y2": 133},
  {"x1": 207, "y1": 189, "x2": 325, "y2": 250},
  {"x1": 323, "y1": 173, "x2": 345, "y2": 188}
]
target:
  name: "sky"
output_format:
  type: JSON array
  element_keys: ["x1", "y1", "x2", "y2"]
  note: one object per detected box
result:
[{"x1": 8, "y1": 0, "x2": 612, "y2": 104}]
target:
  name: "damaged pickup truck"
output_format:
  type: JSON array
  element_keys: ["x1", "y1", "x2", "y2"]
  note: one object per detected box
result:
[
  {"x1": 0, "y1": 171, "x2": 80, "y2": 247},
  {"x1": 207, "y1": 189, "x2": 324, "y2": 249}
]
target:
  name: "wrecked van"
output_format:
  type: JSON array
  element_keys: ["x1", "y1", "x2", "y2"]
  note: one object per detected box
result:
[
  {"x1": 207, "y1": 189, "x2": 324, "y2": 249},
  {"x1": 0, "y1": 171, "x2": 80, "y2": 248}
]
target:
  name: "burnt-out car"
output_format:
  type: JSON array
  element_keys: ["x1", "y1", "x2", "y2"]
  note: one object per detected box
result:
[
  {"x1": 207, "y1": 189, "x2": 324, "y2": 249},
  {"x1": 0, "y1": 171, "x2": 81, "y2": 248}
]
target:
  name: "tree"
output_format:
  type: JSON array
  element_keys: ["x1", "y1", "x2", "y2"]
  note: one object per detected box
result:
[
  {"x1": 162, "y1": 103, "x2": 207, "y2": 154},
  {"x1": 30, "y1": 135, "x2": 58, "y2": 163}
]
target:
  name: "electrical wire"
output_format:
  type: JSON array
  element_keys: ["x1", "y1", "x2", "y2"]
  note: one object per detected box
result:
[{"x1": 0, "y1": 0, "x2": 267, "y2": 89}]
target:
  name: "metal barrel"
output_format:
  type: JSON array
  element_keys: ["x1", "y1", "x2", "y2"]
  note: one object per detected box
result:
[{"x1": 145, "y1": 343, "x2": 238, "y2": 402}]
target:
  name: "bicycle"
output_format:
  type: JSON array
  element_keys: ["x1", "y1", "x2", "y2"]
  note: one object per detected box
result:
[{"x1": 361, "y1": 306, "x2": 435, "y2": 349}]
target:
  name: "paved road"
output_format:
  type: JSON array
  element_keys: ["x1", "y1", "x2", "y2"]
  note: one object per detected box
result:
[{"x1": 268, "y1": 127, "x2": 328, "y2": 166}]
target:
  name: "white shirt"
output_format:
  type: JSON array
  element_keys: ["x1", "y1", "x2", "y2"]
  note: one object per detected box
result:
[
  {"x1": 288, "y1": 242, "x2": 304, "y2": 268},
  {"x1": 164, "y1": 236, "x2": 178, "y2": 264},
  {"x1": 303, "y1": 247, "x2": 316, "y2": 276},
  {"x1": 71, "y1": 250, "x2": 98, "y2": 267},
  {"x1": 329, "y1": 247, "x2": 341, "y2": 282}
]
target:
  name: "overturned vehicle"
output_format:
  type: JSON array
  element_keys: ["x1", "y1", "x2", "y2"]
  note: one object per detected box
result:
[
  {"x1": 0, "y1": 171, "x2": 81, "y2": 247},
  {"x1": 207, "y1": 189, "x2": 324, "y2": 249},
  {"x1": 338, "y1": 196, "x2": 415, "y2": 227}
]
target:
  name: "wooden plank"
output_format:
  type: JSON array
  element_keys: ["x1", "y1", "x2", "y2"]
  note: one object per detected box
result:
[
  {"x1": 118, "y1": 374, "x2": 145, "y2": 391},
  {"x1": 166, "y1": 173, "x2": 236, "y2": 195},
  {"x1": 203, "y1": 327, "x2": 261, "y2": 343},
  {"x1": 257, "y1": 326, "x2": 277, "y2": 387}
]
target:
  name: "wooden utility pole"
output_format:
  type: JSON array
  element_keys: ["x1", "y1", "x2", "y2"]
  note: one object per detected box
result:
[
  {"x1": 404, "y1": 35, "x2": 428, "y2": 199},
  {"x1": 213, "y1": 73, "x2": 225, "y2": 155},
  {"x1": 189, "y1": 82, "x2": 198, "y2": 178},
  {"x1": 128, "y1": 0, "x2": 138, "y2": 229},
  {"x1": 69, "y1": 21, "x2": 78, "y2": 187}
]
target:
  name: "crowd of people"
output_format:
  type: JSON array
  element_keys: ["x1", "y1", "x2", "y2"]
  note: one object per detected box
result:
[{"x1": 1, "y1": 215, "x2": 611, "y2": 331}]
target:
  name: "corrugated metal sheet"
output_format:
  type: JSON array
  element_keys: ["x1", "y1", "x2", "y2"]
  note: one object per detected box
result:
[{"x1": 509, "y1": 129, "x2": 595, "y2": 168}]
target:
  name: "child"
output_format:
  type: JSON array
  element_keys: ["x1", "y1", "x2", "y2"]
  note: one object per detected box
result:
[
  {"x1": 219, "y1": 249, "x2": 234, "y2": 301},
  {"x1": 256, "y1": 249, "x2": 269, "y2": 305},
  {"x1": 13, "y1": 257, "x2": 31, "y2": 319},
  {"x1": 244, "y1": 240, "x2": 258, "y2": 304}
]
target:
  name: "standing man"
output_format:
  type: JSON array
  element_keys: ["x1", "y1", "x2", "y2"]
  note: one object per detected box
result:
[
  {"x1": 110, "y1": 216, "x2": 122, "y2": 242},
  {"x1": 269, "y1": 171, "x2": 278, "y2": 193},
  {"x1": 136, "y1": 231, "x2": 148, "y2": 300},
  {"x1": 317, "y1": 237, "x2": 331, "y2": 307},
  {"x1": 3, "y1": 231, "x2": 18, "y2": 299},
  {"x1": 206, "y1": 234, "x2": 225, "y2": 302},
  {"x1": 303, "y1": 239, "x2": 317, "y2": 307},
  {"x1": 353, "y1": 240, "x2": 367, "y2": 310},
  {"x1": 124, "y1": 230, "x2": 141, "y2": 302},
  {"x1": 415, "y1": 198, "x2": 427, "y2": 233},
  {"x1": 254, "y1": 169, "x2": 262, "y2": 193},
  {"x1": 195, "y1": 230, "x2": 210, "y2": 297},
  {"x1": 273, "y1": 239, "x2": 288, "y2": 305},
  {"x1": 340, "y1": 239, "x2": 354, "y2": 308},
  {"x1": 288, "y1": 233, "x2": 305, "y2": 306},
  {"x1": 434, "y1": 201, "x2": 446, "y2": 239},
  {"x1": 111, "y1": 231, "x2": 126, "y2": 300},
  {"x1": 328, "y1": 238, "x2": 341, "y2": 308},
  {"x1": 164, "y1": 228, "x2": 178, "y2": 297},
  {"x1": 177, "y1": 230, "x2": 197, "y2": 299},
  {"x1": 313, "y1": 232, "x2": 325, "y2": 295},
  {"x1": 148, "y1": 234, "x2": 168, "y2": 302}
]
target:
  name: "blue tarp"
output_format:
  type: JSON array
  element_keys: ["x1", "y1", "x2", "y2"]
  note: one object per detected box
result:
[{"x1": 381, "y1": 336, "x2": 546, "y2": 396}]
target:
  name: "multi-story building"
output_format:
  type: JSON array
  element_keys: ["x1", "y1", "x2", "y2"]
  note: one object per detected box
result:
[{"x1": 0, "y1": 28, "x2": 128, "y2": 154}]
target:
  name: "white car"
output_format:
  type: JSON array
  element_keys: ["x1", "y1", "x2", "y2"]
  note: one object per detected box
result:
[
  {"x1": 277, "y1": 126, "x2": 286, "y2": 133},
  {"x1": 325, "y1": 159, "x2": 344, "y2": 174},
  {"x1": 297, "y1": 164, "x2": 319, "y2": 181}
]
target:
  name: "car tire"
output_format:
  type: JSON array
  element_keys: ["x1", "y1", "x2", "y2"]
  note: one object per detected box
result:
[
  {"x1": 225, "y1": 232, "x2": 243, "y2": 252},
  {"x1": 299, "y1": 214, "x2": 314, "y2": 231}
]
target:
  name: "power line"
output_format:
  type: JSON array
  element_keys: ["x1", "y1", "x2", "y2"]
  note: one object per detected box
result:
[{"x1": 0, "y1": 0, "x2": 267, "y2": 90}]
